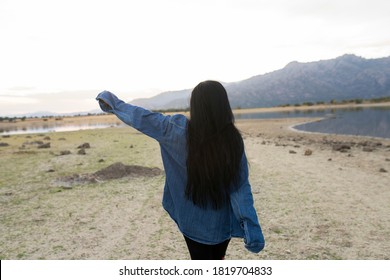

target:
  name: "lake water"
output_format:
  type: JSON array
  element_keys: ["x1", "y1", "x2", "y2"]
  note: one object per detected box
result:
[
  {"x1": 1, "y1": 106, "x2": 390, "y2": 139},
  {"x1": 235, "y1": 106, "x2": 390, "y2": 139},
  {"x1": 0, "y1": 122, "x2": 121, "y2": 135}
]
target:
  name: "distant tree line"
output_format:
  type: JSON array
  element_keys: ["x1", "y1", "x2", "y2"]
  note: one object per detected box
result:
[
  {"x1": 156, "y1": 108, "x2": 190, "y2": 113},
  {"x1": 0, "y1": 113, "x2": 107, "y2": 122},
  {"x1": 1, "y1": 96, "x2": 389, "y2": 122},
  {"x1": 0, "y1": 116, "x2": 26, "y2": 122},
  {"x1": 277, "y1": 96, "x2": 390, "y2": 108}
]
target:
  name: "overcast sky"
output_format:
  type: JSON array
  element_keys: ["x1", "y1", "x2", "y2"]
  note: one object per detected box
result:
[{"x1": 1, "y1": 0, "x2": 390, "y2": 115}]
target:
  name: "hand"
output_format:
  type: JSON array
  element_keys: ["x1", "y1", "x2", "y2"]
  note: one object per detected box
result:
[
  {"x1": 99, "y1": 99, "x2": 109, "y2": 107},
  {"x1": 98, "y1": 98, "x2": 113, "y2": 112}
]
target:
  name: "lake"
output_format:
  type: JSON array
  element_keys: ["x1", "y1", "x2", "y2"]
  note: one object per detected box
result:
[
  {"x1": 1, "y1": 106, "x2": 390, "y2": 139},
  {"x1": 235, "y1": 106, "x2": 390, "y2": 139},
  {"x1": 0, "y1": 122, "x2": 122, "y2": 135}
]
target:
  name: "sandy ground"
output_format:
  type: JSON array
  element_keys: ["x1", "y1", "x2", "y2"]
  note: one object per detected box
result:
[{"x1": 0, "y1": 116, "x2": 389, "y2": 260}]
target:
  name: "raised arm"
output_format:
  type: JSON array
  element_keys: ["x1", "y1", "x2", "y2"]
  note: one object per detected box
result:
[{"x1": 96, "y1": 90, "x2": 184, "y2": 143}]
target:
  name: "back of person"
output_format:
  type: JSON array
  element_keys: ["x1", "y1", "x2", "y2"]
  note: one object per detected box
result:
[{"x1": 96, "y1": 80, "x2": 265, "y2": 259}]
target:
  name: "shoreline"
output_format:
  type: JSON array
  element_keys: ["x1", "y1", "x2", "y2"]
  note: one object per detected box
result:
[
  {"x1": 286, "y1": 118, "x2": 390, "y2": 142},
  {"x1": 237, "y1": 118, "x2": 390, "y2": 144},
  {"x1": 1, "y1": 100, "x2": 389, "y2": 124},
  {"x1": 1, "y1": 102, "x2": 390, "y2": 140},
  {"x1": 3, "y1": 120, "x2": 390, "y2": 141}
]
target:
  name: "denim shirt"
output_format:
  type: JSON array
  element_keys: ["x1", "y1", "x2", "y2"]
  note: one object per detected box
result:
[{"x1": 96, "y1": 91, "x2": 265, "y2": 253}]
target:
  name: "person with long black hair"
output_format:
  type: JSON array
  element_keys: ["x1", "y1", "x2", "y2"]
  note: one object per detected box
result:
[{"x1": 96, "y1": 80, "x2": 265, "y2": 259}]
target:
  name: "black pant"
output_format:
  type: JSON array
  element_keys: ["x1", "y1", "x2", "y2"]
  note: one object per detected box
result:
[{"x1": 184, "y1": 236, "x2": 230, "y2": 260}]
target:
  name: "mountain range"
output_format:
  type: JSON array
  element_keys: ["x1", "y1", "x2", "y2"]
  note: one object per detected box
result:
[{"x1": 131, "y1": 54, "x2": 390, "y2": 110}]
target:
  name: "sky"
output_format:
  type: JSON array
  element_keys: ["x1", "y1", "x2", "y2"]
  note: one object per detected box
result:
[{"x1": 1, "y1": 0, "x2": 390, "y2": 116}]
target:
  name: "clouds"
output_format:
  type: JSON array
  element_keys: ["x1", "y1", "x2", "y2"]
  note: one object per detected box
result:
[{"x1": 0, "y1": 0, "x2": 389, "y2": 115}]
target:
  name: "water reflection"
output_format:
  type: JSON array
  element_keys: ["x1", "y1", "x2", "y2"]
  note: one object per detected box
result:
[
  {"x1": 0, "y1": 122, "x2": 122, "y2": 135},
  {"x1": 235, "y1": 106, "x2": 390, "y2": 139},
  {"x1": 2, "y1": 106, "x2": 389, "y2": 138},
  {"x1": 293, "y1": 107, "x2": 390, "y2": 139},
  {"x1": 235, "y1": 109, "x2": 330, "y2": 119}
]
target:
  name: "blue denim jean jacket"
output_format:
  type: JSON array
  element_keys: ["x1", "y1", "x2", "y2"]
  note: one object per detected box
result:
[{"x1": 96, "y1": 91, "x2": 265, "y2": 253}]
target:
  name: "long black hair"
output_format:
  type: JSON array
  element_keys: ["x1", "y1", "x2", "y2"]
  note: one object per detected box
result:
[{"x1": 186, "y1": 80, "x2": 244, "y2": 209}]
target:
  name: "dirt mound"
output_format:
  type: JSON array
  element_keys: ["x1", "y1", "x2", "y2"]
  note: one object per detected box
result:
[
  {"x1": 55, "y1": 162, "x2": 163, "y2": 187},
  {"x1": 94, "y1": 162, "x2": 162, "y2": 180}
]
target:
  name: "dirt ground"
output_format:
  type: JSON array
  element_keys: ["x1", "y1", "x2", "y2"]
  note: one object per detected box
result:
[{"x1": 0, "y1": 116, "x2": 389, "y2": 259}]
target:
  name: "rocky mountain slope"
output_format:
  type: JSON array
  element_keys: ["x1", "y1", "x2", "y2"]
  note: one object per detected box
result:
[{"x1": 131, "y1": 54, "x2": 390, "y2": 110}]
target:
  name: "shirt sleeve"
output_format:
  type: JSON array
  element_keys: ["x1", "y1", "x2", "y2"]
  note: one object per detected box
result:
[
  {"x1": 96, "y1": 90, "x2": 180, "y2": 143},
  {"x1": 230, "y1": 152, "x2": 265, "y2": 253}
]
